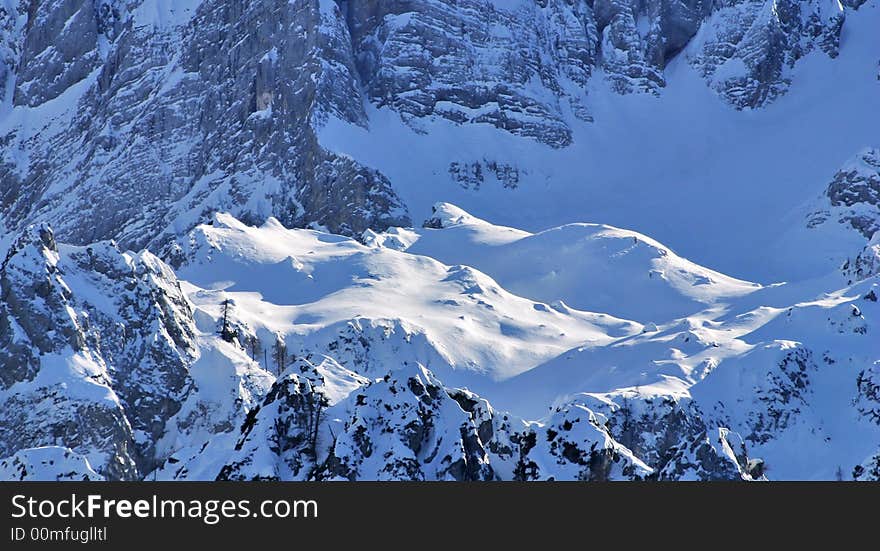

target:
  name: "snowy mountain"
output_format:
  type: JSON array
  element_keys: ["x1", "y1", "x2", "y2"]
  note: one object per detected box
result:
[
  {"x1": 0, "y1": 0, "x2": 878, "y2": 481},
  {"x1": 2, "y1": 197, "x2": 877, "y2": 480}
]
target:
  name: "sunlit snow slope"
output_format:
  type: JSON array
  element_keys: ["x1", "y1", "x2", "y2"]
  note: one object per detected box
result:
[
  {"x1": 155, "y1": 202, "x2": 878, "y2": 480},
  {"x1": 1, "y1": 195, "x2": 877, "y2": 480}
]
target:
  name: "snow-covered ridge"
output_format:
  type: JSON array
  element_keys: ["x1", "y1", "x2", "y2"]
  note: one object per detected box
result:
[
  {"x1": 1, "y1": 0, "x2": 876, "y2": 284},
  {"x1": 413, "y1": 202, "x2": 763, "y2": 321},
  {"x1": 2, "y1": 202, "x2": 877, "y2": 481}
]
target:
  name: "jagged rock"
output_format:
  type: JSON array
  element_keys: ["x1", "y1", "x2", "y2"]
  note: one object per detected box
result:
[
  {"x1": 688, "y1": 0, "x2": 844, "y2": 109},
  {"x1": 341, "y1": 0, "x2": 599, "y2": 147},
  {"x1": 218, "y1": 359, "x2": 331, "y2": 481},
  {"x1": 738, "y1": 344, "x2": 816, "y2": 445},
  {"x1": 804, "y1": 147, "x2": 880, "y2": 280},
  {"x1": 845, "y1": 237, "x2": 880, "y2": 283},
  {"x1": 0, "y1": 223, "x2": 267, "y2": 479},
  {"x1": 514, "y1": 398, "x2": 652, "y2": 481},
  {"x1": 220, "y1": 362, "x2": 701, "y2": 481},
  {"x1": 821, "y1": 147, "x2": 880, "y2": 239},
  {"x1": 449, "y1": 160, "x2": 522, "y2": 190},
  {"x1": 0, "y1": 225, "x2": 139, "y2": 480},
  {"x1": 593, "y1": 0, "x2": 695, "y2": 94},
  {"x1": 13, "y1": 0, "x2": 102, "y2": 107},
  {"x1": 217, "y1": 362, "x2": 759, "y2": 481},
  {"x1": 658, "y1": 428, "x2": 757, "y2": 480},
  {"x1": 62, "y1": 242, "x2": 198, "y2": 473},
  {"x1": 1, "y1": 0, "x2": 410, "y2": 253},
  {"x1": 595, "y1": 394, "x2": 754, "y2": 480},
  {"x1": 317, "y1": 364, "x2": 500, "y2": 481},
  {"x1": 0, "y1": 446, "x2": 104, "y2": 481}
]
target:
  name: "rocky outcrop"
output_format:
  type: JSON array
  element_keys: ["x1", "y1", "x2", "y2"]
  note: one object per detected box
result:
[
  {"x1": 855, "y1": 360, "x2": 880, "y2": 425},
  {"x1": 0, "y1": 446, "x2": 105, "y2": 481},
  {"x1": 449, "y1": 160, "x2": 522, "y2": 190},
  {"x1": 514, "y1": 399, "x2": 652, "y2": 481},
  {"x1": 823, "y1": 148, "x2": 880, "y2": 239},
  {"x1": 689, "y1": 0, "x2": 844, "y2": 109},
  {"x1": 318, "y1": 364, "x2": 502, "y2": 481},
  {"x1": 0, "y1": 225, "x2": 139, "y2": 480},
  {"x1": 853, "y1": 452, "x2": 880, "y2": 480},
  {"x1": 62, "y1": 242, "x2": 198, "y2": 473},
  {"x1": 593, "y1": 0, "x2": 708, "y2": 94},
  {"x1": 13, "y1": 0, "x2": 102, "y2": 107},
  {"x1": 0, "y1": 223, "x2": 259, "y2": 479},
  {"x1": 340, "y1": 0, "x2": 598, "y2": 147},
  {"x1": 806, "y1": 147, "x2": 880, "y2": 281},
  {"x1": 218, "y1": 362, "x2": 668, "y2": 481},
  {"x1": 218, "y1": 359, "x2": 330, "y2": 481},
  {"x1": 843, "y1": 235, "x2": 880, "y2": 283},
  {"x1": 743, "y1": 345, "x2": 816, "y2": 445},
  {"x1": 596, "y1": 394, "x2": 754, "y2": 480}
]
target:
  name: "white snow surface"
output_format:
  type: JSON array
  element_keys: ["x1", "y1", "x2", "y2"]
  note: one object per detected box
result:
[{"x1": 164, "y1": 201, "x2": 879, "y2": 480}]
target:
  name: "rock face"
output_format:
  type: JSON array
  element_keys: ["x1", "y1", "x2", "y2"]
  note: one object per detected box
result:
[
  {"x1": 806, "y1": 147, "x2": 880, "y2": 280},
  {"x1": 214, "y1": 357, "x2": 764, "y2": 482},
  {"x1": 12, "y1": 0, "x2": 103, "y2": 108},
  {"x1": 0, "y1": 225, "x2": 140, "y2": 480},
  {"x1": 594, "y1": 395, "x2": 754, "y2": 480},
  {"x1": 61, "y1": 241, "x2": 197, "y2": 472},
  {"x1": 688, "y1": 0, "x2": 844, "y2": 108},
  {"x1": 218, "y1": 360, "x2": 330, "y2": 481},
  {"x1": 318, "y1": 364, "x2": 503, "y2": 481},
  {"x1": 1, "y1": 0, "x2": 410, "y2": 253},
  {"x1": 593, "y1": 0, "x2": 710, "y2": 94},
  {"x1": 513, "y1": 398, "x2": 654, "y2": 481},
  {"x1": 340, "y1": 0, "x2": 599, "y2": 147},
  {"x1": 823, "y1": 148, "x2": 880, "y2": 240},
  {"x1": 0, "y1": 0, "x2": 851, "y2": 250},
  {"x1": 0, "y1": 223, "x2": 266, "y2": 480},
  {"x1": 0, "y1": 446, "x2": 105, "y2": 481},
  {"x1": 844, "y1": 235, "x2": 880, "y2": 282}
]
